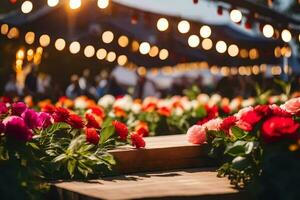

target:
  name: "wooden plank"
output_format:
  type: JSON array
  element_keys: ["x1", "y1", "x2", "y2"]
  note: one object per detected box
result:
[
  {"x1": 52, "y1": 168, "x2": 248, "y2": 200},
  {"x1": 110, "y1": 135, "x2": 215, "y2": 174}
]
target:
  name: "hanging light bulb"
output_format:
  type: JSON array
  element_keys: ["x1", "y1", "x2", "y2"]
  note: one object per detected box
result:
[
  {"x1": 199, "y1": 25, "x2": 211, "y2": 38},
  {"x1": 69, "y1": 0, "x2": 81, "y2": 9},
  {"x1": 177, "y1": 20, "x2": 190, "y2": 34},
  {"x1": 21, "y1": 1, "x2": 33, "y2": 14},
  {"x1": 47, "y1": 0, "x2": 59, "y2": 7},
  {"x1": 216, "y1": 41, "x2": 227, "y2": 53},
  {"x1": 281, "y1": 29, "x2": 292, "y2": 42},
  {"x1": 139, "y1": 42, "x2": 151, "y2": 55},
  {"x1": 230, "y1": 9, "x2": 242, "y2": 23},
  {"x1": 69, "y1": 41, "x2": 80, "y2": 54},
  {"x1": 188, "y1": 35, "x2": 200, "y2": 48},
  {"x1": 97, "y1": 0, "x2": 109, "y2": 9},
  {"x1": 157, "y1": 18, "x2": 169, "y2": 32},
  {"x1": 262, "y1": 24, "x2": 274, "y2": 38}
]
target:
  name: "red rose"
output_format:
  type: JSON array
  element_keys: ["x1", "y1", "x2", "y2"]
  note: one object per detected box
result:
[
  {"x1": 3, "y1": 116, "x2": 33, "y2": 141},
  {"x1": 88, "y1": 106, "x2": 105, "y2": 119},
  {"x1": 220, "y1": 116, "x2": 237, "y2": 132},
  {"x1": 261, "y1": 116, "x2": 300, "y2": 143},
  {"x1": 53, "y1": 107, "x2": 70, "y2": 123},
  {"x1": 270, "y1": 105, "x2": 291, "y2": 117},
  {"x1": 41, "y1": 104, "x2": 56, "y2": 114},
  {"x1": 112, "y1": 120, "x2": 128, "y2": 140},
  {"x1": 131, "y1": 132, "x2": 146, "y2": 148},
  {"x1": 67, "y1": 114, "x2": 84, "y2": 129},
  {"x1": 254, "y1": 105, "x2": 271, "y2": 117},
  {"x1": 240, "y1": 110, "x2": 262, "y2": 126},
  {"x1": 222, "y1": 105, "x2": 231, "y2": 114},
  {"x1": 11, "y1": 102, "x2": 27, "y2": 116},
  {"x1": 85, "y1": 113, "x2": 101, "y2": 129},
  {"x1": 85, "y1": 128, "x2": 100, "y2": 145},
  {"x1": 0, "y1": 102, "x2": 8, "y2": 115},
  {"x1": 158, "y1": 107, "x2": 171, "y2": 117}
]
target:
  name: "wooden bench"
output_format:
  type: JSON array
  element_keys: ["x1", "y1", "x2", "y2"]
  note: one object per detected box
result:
[{"x1": 51, "y1": 135, "x2": 247, "y2": 199}]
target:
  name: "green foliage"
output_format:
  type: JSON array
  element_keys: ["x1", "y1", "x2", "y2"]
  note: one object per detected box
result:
[{"x1": 183, "y1": 85, "x2": 201, "y2": 100}]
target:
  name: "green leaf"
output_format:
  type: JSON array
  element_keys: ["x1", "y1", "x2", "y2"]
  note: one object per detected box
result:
[
  {"x1": 53, "y1": 154, "x2": 67, "y2": 163},
  {"x1": 100, "y1": 126, "x2": 115, "y2": 144},
  {"x1": 102, "y1": 118, "x2": 113, "y2": 128},
  {"x1": 231, "y1": 126, "x2": 246, "y2": 139},
  {"x1": 67, "y1": 159, "x2": 76, "y2": 178},
  {"x1": 232, "y1": 156, "x2": 248, "y2": 170},
  {"x1": 195, "y1": 106, "x2": 207, "y2": 118},
  {"x1": 225, "y1": 141, "x2": 248, "y2": 156},
  {"x1": 101, "y1": 153, "x2": 116, "y2": 165}
]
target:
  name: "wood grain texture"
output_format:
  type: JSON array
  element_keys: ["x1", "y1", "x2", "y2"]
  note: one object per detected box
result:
[
  {"x1": 52, "y1": 168, "x2": 248, "y2": 200},
  {"x1": 110, "y1": 134, "x2": 215, "y2": 174}
]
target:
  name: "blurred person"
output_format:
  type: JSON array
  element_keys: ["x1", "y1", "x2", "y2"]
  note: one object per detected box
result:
[
  {"x1": 95, "y1": 70, "x2": 109, "y2": 98},
  {"x1": 4, "y1": 74, "x2": 18, "y2": 97},
  {"x1": 133, "y1": 70, "x2": 159, "y2": 99},
  {"x1": 79, "y1": 69, "x2": 91, "y2": 94},
  {"x1": 37, "y1": 72, "x2": 51, "y2": 98},
  {"x1": 24, "y1": 64, "x2": 38, "y2": 95},
  {"x1": 66, "y1": 74, "x2": 82, "y2": 99},
  {"x1": 106, "y1": 75, "x2": 126, "y2": 97}
]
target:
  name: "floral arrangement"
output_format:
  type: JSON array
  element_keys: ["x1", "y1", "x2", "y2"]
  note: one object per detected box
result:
[
  {"x1": 187, "y1": 97, "x2": 300, "y2": 197},
  {"x1": 0, "y1": 99, "x2": 145, "y2": 199}
]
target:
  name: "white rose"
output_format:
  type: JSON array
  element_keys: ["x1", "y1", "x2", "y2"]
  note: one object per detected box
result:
[
  {"x1": 113, "y1": 95, "x2": 133, "y2": 111},
  {"x1": 241, "y1": 98, "x2": 255, "y2": 108},
  {"x1": 74, "y1": 98, "x2": 87, "y2": 109},
  {"x1": 98, "y1": 95, "x2": 115, "y2": 108},
  {"x1": 174, "y1": 107, "x2": 184, "y2": 116},
  {"x1": 197, "y1": 94, "x2": 210, "y2": 105},
  {"x1": 131, "y1": 103, "x2": 142, "y2": 114}
]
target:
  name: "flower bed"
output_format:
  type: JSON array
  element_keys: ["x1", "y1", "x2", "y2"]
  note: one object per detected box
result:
[{"x1": 187, "y1": 97, "x2": 300, "y2": 198}]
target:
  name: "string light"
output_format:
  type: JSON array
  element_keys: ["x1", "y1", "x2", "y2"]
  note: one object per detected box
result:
[
  {"x1": 156, "y1": 18, "x2": 169, "y2": 32},
  {"x1": 177, "y1": 20, "x2": 190, "y2": 34},
  {"x1": 228, "y1": 44, "x2": 239, "y2": 57},
  {"x1": 117, "y1": 55, "x2": 128, "y2": 65},
  {"x1": 69, "y1": 0, "x2": 81, "y2": 10},
  {"x1": 281, "y1": 29, "x2": 292, "y2": 42},
  {"x1": 139, "y1": 42, "x2": 151, "y2": 54},
  {"x1": 118, "y1": 35, "x2": 129, "y2": 47},
  {"x1": 188, "y1": 35, "x2": 200, "y2": 48},
  {"x1": 262, "y1": 24, "x2": 274, "y2": 38},
  {"x1": 47, "y1": 0, "x2": 59, "y2": 7},
  {"x1": 55, "y1": 38, "x2": 66, "y2": 51},
  {"x1": 107, "y1": 51, "x2": 116, "y2": 62},
  {"x1": 199, "y1": 25, "x2": 211, "y2": 38},
  {"x1": 96, "y1": 48, "x2": 107, "y2": 60},
  {"x1": 21, "y1": 1, "x2": 33, "y2": 14},
  {"x1": 25, "y1": 32, "x2": 35, "y2": 44},
  {"x1": 16, "y1": 49, "x2": 25, "y2": 60},
  {"x1": 97, "y1": 0, "x2": 109, "y2": 9},
  {"x1": 149, "y1": 46, "x2": 159, "y2": 57},
  {"x1": 69, "y1": 41, "x2": 80, "y2": 54},
  {"x1": 131, "y1": 40, "x2": 139, "y2": 52},
  {"x1": 102, "y1": 31, "x2": 114, "y2": 44},
  {"x1": 230, "y1": 9, "x2": 242, "y2": 23},
  {"x1": 7, "y1": 27, "x2": 19, "y2": 39},
  {"x1": 84, "y1": 45, "x2": 95, "y2": 58},
  {"x1": 39, "y1": 34, "x2": 51, "y2": 47},
  {"x1": 159, "y1": 49, "x2": 169, "y2": 60},
  {"x1": 1, "y1": 24, "x2": 9, "y2": 35},
  {"x1": 216, "y1": 41, "x2": 227, "y2": 53},
  {"x1": 201, "y1": 38, "x2": 213, "y2": 50}
]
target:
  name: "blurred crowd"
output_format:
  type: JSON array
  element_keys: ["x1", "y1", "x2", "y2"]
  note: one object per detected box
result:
[{"x1": 3, "y1": 65, "x2": 300, "y2": 101}]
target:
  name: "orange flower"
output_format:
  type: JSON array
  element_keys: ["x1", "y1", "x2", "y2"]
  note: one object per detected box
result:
[
  {"x1": 143, "y1": 102, "x2": 157, "y2": 112},
  {"x1": 24, "y1": 96, "x2": 34, "y2": 107},
  {"x1": 158, "y1": 106, "x2": 171, "y2": 117},
  {"x1": 38, "y1": 99, "x2": 52, "y2": 108},
  {"x1": 135, "y1": 121, "x2": 149, "y2": 137},
  {"x1": 56, "y1": 96, "x2": 74, "y2": 109},
  {"x1": 114, "y1": 106, "x2": 127, "y2": 118},
  {"x1": 87, "y1": 106, "x2": 105, "y2": 119}
]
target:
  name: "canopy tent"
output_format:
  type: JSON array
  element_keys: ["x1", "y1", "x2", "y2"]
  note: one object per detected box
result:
[{"x1": 0, "y1": 0, "x2": 285, "y2": 68}]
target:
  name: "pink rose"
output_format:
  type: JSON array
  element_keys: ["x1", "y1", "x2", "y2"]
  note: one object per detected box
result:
[
  {"x1": 37, "y1": 112, "x2": 53, "y2": 129},
  {"x1": 280, "y1": 98, "x2": 300, "y2": 114},
  {"x1": 3, "y1": 116, "x2": 33, "y2": 141},
  {"x1": 187, "y1": 125, "x2": 206, "y2": 144},
  {"x1": 204, "y1": 118, "x2": 222, "y2": 131},
  {"x1": 0, "y1": 102, "x2": 8, "y2": 115},
  {"x1": 21, "y1": 109, "x2": 39, "y2": 129},
  {"x1": 12, "y1": 102, "x2": 27, "y2": 116}
]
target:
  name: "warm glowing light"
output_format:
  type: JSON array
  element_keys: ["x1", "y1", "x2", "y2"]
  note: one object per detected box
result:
[
  {"x1": 25, "y1": 32, "x2": 35, "y2": 44},
  {"x1": 156, "y1": 18, "x2": 169, "y2": 32},
  {"x1": 84, "y1": 45, "x2": 95, "y2": 58},
  {"x1": 201, "y1": 38, "x2": 213, "y2": 50},
  {"x1": 21, "y1": 1, "x2": 33, "y2": 14},
  {"x1": 16, "y1": 49, "x2": 25, "y2": 60},
  {"x1": 149, "y1": 46, "x2": 159, "y2": 57},
  {"x1": 228, "y1": 44, "x2": 239, "y2": 57},
  {"x1": 97, "y1": 0, "x2": 109, "y2": 9},
  {"x1": 159, "y1": 49, "x2": 169, "y2": 60},
  {"x1": 139, "y1": 42, "x2": 151, "y2": 55},
  {"x1": 274, "y1": 46, "x2": 281, "y2": 58},
  {"x1": 281, "y1": 29, "x2": 292, "y2": 42},
  {"x1": 7, "y1": 27, "x2": 19, "y2": 39},
  {"x1": 39, "y1": 34, "x2": 50, "y2": 47},
  {"x1": 107, "y1": 51, "x2": 116, "y2": 62},
  {"x1": 177, "y1": 20, "x2": 190, "y2": 34},
  {"x1": 117, "y1": 55, "x2": 127, "y2": 65},
  {"x1": 138, "y1": 66, "x2": 147, "y2": 76},
  {"x1": 27, "y1": 49, "x2": 34, "y2": 61},
  {"x1": 240, "y1": 49, "x2": 248, "y2": 58},
  {"x1": 96, "y1": 48, "x2": 107, "y2": 60},
  {"x1": 262, "y1": 24, "x2": 274, "y2": 38},
  {"x1": 199, "y1": 25, "x2": 211, "y2": 38},
  {"x1": 188, "y1": 35, "x2": 200, "y2": 48},
  {"x1": 69, "y1": 41, "x2": 80, "y2": 54},
  {"x1": 102, "y1": 31, "x2": 114, "y2": 44},
  {"x1": 1, "y1": 24, "x2": 9, "y2": 35},
  {"x1": 249, "y1": 48, "x2": 259, "y2": 59},
  {"x1": 216, "y1": 41, "x2": 227, "y2": 53},
  {"x1": 131, "y1": 40, "x2": 139, "y2": 52},
  {"x1": 55, "y1": 38, "x2": 66, "y2": 51},
  {"x1": 230, "y1": 9, "x2": 242, "y2": 23},
  {"x1": 118, "y1": 35, "x2": 129, "y2": 47},
  {"x1": 69, "y1": 0, "x2": 81, "y2": 9},
  {"x1": 47, "y1": 0, "x2": 59, "y2": 7}
]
